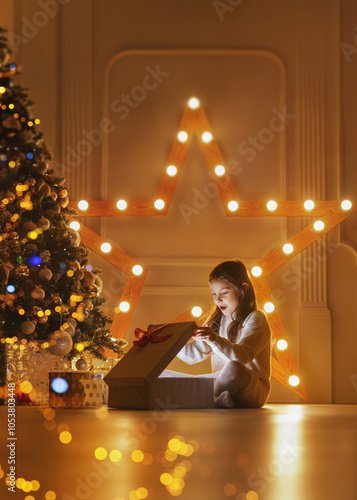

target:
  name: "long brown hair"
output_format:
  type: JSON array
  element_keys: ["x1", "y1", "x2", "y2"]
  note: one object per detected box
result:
[{"x1": 205, "y1": 260, "x2": 256, "y2": 342}]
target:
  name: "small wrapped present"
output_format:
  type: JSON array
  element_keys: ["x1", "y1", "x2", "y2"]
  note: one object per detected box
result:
[
  {"x1": 49, "y1": 371, "x2": 104, "y2": 409},
  {"x1": 104, "y1": 322, "x2": 214, "y2": 410}
]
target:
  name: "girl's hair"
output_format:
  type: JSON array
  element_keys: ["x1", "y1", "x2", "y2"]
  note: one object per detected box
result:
[{"x1": 205, "y1": 260, "x2": 256, "y2": 342}]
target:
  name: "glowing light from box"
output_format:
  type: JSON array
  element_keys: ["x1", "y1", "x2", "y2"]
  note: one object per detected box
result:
[
  {"x1": 119, "y1": 301, "x2": 130, "y2": 312},
  {"x1": 264, "y1": 302, "x2": 275, "y2": 313},
  {"x1": 188, "y1": 97, "x2": 200, "y2": 109},
  {"x1": 304, "y1": 200, "x2": 315, "y2": 211},
  {"x1": 228, "y1": 201, "x2": 238, "y2": 212},
  {"x1": 341, "y1": 200, "x2": 352, "y2": 210},
  {"x1": 101, "y1": 242, "x2": 112, "y2": 253},
  {"x1": 313, "y1": 220, "x2": 325, "y2": 231},
  {"x1": 116, "y1": 199, "x2": 127, "y2": 210},
  {"x1": 94, "y1": 447, "x2": 107, "y2": 460},
  {"x1": 78, "y1": 200, "x2": 89, "y2": 211},
  {"x1": 267, "y1": 200, "x2": 278, "y2": 211},
  {"x1": 277, "y1": 339, "x2": 288, "y2": 351},
  {"x1": 70, "y1": 221, "x2": 80, "y2": 231},
  {"x1": 166, "y1": 165, "x2": 177, "y2": 176},
  {"x1": 154, "y1": 199, "x2": 165, "y2": 210},
  {"x1": 289, "y1": 375, "x2": 300, "y2": 387},
  {"x1": 132, "y1": 265, "x2": 143, "y2": 276},
  {"x1": 283, "y1": 243, "x2": 294, "y2": 254},
  {"x1": 177, "y1": 131, "x2": 188, "y2": 142},
  {"x1": 201, "y1": 131, "x2": 212, "y2": 143},
  {"x1": 214, "y1": 165, "x2": 225, "y2": 176},
  {"x1": 251, "y1": 266, "x2": 262, "y2": 277},
  {"x1": 191, "y1": 306, "x2": 203, "y2": 317}
]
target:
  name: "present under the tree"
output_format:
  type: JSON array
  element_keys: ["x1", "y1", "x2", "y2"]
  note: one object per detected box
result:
[
  {"x1": 49, "y1": 371, "x2": 104, "y2": 408},
  {"x1": 104, "y1": 321, "x2": 214, "y2": 409}
]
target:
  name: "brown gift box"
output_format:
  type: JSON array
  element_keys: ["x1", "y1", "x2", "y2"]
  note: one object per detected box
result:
[{"x1": 104, "y1": 321, "x2": 214, "y2": 409}]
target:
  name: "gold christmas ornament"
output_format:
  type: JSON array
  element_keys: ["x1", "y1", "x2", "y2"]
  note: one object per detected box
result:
[
  {"x1": 31, "y1": 286, "x2": 45, "y2": 300},
  {"x1": 68, "y1": 228, "x2": 81, "y2": 247},
  {"x1": 21, "y1": 320, "x2": 35, "y2": 335},
  {"x1": 48, "y1": 330, "x2": 73, "y2": 356},
  {"x1": 39, "y1": 268, "x2": 52, "y2": 281},
  {"x1": 37, "y1": 217, "x2": 50, "y2": 230},
  {"x1": 36, "y1": 160, "x2": 49, "y2": 174},
  {"x1": 82, "y1": 270, "x2": 95, "y2": 286},
  {"x1": 75, "y1": 358, "x2": 87, "y2": 371},
  {"x1": 15, "y1": 264, "x2": 30, "y2": 277}
]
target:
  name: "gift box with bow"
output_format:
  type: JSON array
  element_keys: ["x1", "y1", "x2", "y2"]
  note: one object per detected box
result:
[{"x1": 104, "y1": 321, "x2": 214, "y2": 409}]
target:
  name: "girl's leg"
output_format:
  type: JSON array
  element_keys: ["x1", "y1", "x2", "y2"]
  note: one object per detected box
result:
[{"x1": 214, "y1": 361, "x2": 253, "y2": 407}]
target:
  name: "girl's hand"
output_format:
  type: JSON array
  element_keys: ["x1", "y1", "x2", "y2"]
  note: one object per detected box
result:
[{"x1": 192, "y1": 327, "x2": 216, "y2": 343}]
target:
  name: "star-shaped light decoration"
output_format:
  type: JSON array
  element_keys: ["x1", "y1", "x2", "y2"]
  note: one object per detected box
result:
[{"x1": 69, "y1": 98, "x2": 356, "y2": 403}]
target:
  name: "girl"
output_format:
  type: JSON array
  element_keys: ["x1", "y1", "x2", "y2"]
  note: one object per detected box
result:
[{"x1": 177, "y1": 260, "x2": 271, "y2": 408}]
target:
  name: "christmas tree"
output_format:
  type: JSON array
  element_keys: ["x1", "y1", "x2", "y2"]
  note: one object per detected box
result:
[{"x1": 0, "y1": 28, "x2": 126, "y2": 393}]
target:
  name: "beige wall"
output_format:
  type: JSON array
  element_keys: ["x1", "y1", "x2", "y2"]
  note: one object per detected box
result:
[{"x1": 1, "y1": 0, "x2": 356, "y2": 403}]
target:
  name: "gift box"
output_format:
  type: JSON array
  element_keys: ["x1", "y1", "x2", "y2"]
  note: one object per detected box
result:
[
  {"x1": 49, "y1": 371, "x2": 104, "y2": 408},
  {"x1": 104, "y1": 321, "x2": 214, "y2": 410}
]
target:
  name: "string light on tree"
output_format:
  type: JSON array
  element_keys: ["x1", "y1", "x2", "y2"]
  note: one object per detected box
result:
[{"x1": 69, "y1": 221, "x2": 80, "y2": 231}]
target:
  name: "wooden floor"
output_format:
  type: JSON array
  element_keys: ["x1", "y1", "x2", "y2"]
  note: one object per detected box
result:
[{"x1": 0, "y1": 404, "x2": 356, "y2": 500}]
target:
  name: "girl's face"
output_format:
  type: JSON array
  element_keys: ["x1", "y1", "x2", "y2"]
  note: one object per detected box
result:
[{"x1": 210, "y1": 278, "x2": 239, "y2": 317}]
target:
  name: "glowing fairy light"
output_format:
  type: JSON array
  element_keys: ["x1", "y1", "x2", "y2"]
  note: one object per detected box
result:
[
  {"x1": 132, "y1": 265, "x2": 143, "y2": 276},
  {"x1": 313, "y1": 220, "x2": 325, "y2": 231},
  {"x1": 214, "y1": 165, "x2": 225, "y2": 176},
  {"x1": 251, "y1": 266, "x2": 262, "y2": 277},
  {"x1": 191, "y1": 306, "x2": 202, "y2": 317},
  {"x1": 166, "y1": 165, "x2": 177, "y2": 176},
  {"x1": 154, "y1": 199, "x2": 165, "y2": 210},
  {"x1": 101, "y1": 242, "x2": 112, "y2": 253},
  {"x1": 188, "y1": 97, "x2": 200, "y2": 109},
  {"x1": 277, "y1": 339, "x2": 288, "y2": 351},
  {"x1": 264, "y1": 302, "x2": 275, "y2": 313},
  {"x1": 201, "y1": 131, "x2": 212, "y2": 143},
  {"x1": 119, "y1": 301, "x2": 130, "y2": 312},
  {"x1": 289, "y1": 375, "x2": 300, "y2": 387},
  {"x1": 78, "y1": 200, "x2": 89, "y2": 211},
  {"x1": 267, "y1": 200, "x2": 277, "y2": 211},
  {"x1": 341, "y1": 200, "x2": 352, "y2": 210},
  {"x1": 283, "y1": 243, "x2": 294, "y2": 254},
  {"x1": 228, "y1": 201, "x2": 238, "y2": 212},
  {"x1": 116, "y1": 199, "x2": 127, "y2": 210},
  {"x1": 177, "y1": 131, "x2": 188, "y2": 142},
  {"x1": 304, "y1": 200, "x2": 315, "y2": 211},
  {"x1": 69, "y1": 221, "x2": 80, "y2": 231}
]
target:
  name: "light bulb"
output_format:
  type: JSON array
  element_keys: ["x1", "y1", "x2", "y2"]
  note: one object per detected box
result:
[
  {"x1": 341, "y1": 200, "x2": 352, "y2": 210},
  {"x1": 267, "y1": 200, "x2": 277, "y2": 211},
  {"x1": 313, "y1": 220, "x2": 325, "y2": 231},
  {"x1": 214, "y1": 165, "x2": 225, "y2": 176},
  {"x1": 283, "y1": 243, "x2": 294, "y2": 254},
  {"x1": 191, "y1": 306, "x2": 202, "y2": 318},
  {"x1": 188, "y1": 97, "x2": 200, "y2": 109},
  {"x1": 166, "y1": 165, "x2": 177, "y2": 176},
  {"x1": 264, "y1": 302, "x2": 275, "y2": 313},
  {"x1": 69, "y1": 221, "x2": 80, "y2": 231},
  {"x1": 177, "y1": 131, "x2": 188, "y2": 143},
  {"x1": 277, "y1": 339, "x2": 288, "y2": 351},
  {"x1": 289, "y1": 375, "x2": 300, "y2": 387},
  {"x1": 132, "y1": 265, "x2": 143, "y2": 276},
  {"x1": 201, "y1": 131, "x2": 212, "y2": 143},
  {"x1": 304, "y1": 200, "x2": 315, "y2": 211},
  {"x1": 116, "y1": 200, "x2": 127, "y2": 210},
  {"x1": 119, "y1": 301, "x2": 130, "y2": 312},
  {"x1": 154, "y1": 199, "x2": 165, "y2": 210},
  {"x1": 0, "y1": 86, "x2": 6, "y2": 94},
  {"x1": 101, "y1": 242, "x2": 112, "y2": 253},
  {"x1": 251, "y1": 266, "x2": 262, "y2": 277},
  {"x1": 228, "y1": 201, "x2": 239, "y2": 212},
  {"x1": 78, "y1": 200, "x2": 89, "y2": 211}
]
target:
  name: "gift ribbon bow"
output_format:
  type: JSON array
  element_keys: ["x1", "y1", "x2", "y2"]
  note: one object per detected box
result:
[{"x1": 133, "y1": 324, "x2": 171, "y2": 346}]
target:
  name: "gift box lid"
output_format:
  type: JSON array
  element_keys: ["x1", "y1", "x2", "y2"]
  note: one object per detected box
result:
[{"x1": 104, "y1": 321, "x2": 196, "y2": 388}]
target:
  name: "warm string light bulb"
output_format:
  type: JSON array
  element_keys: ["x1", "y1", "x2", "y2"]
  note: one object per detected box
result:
[
  {"x1": 166, "y1": 165, "x2": 177, "y2": 176},
  {"x1": 154, "y1": 199, "x2": 165, "y2": 210},
  {"x1": 277, "y1": 339, "x2": 288, "y2": 351},
  {"x1": 289, "y1": 375, "x2": 300, "y2": 387},
  {"x1": 78, "y1": 200, "x2": 89, "y2": 211},
  {"x1": 341, "y1": 200, "x2": 352, "y2": 210},
  {"x1": 228, "y1": 201, "x2": 238, "y2": 212},
  {"x1": 69, "y1": 221, "x2": 80, "y2": 231},
  {"x1": 132, "y1": 265, "x2": 143, "y2": 276},
  {"x1": 188, "y1": 97, "x2": 200, "y2": 109},
  {"x1": 177, "y1": 131, "x2": 188, "y2": 143},
  {"x1": 214, "y1": 165, "x2": 225, "y2": 176},
  {"x1": 264, "y1": 302, "x2": 275, "y2": 313},
  {"x1": 119, "y1": 301, "x2": 130, "y2": 312},
  {"x1": 201, "y1": 131, "x2": 212, "y2": 143},
  {"x1": 304, "y1": 200, "x2": 315, "y2": 211},
  {"x1": 251, "y1": 266, "x2": 262, "y2": 277},
  {"x1": 267, "y1": 200, "x2": 277, "y2": 211},
  {"x1": 116, "y1": 199, "x2": 127, "y2": 210},
  {"x1": 191, "y1": 306, "x2": 202, "y2": 318},
  {"x1": 101, "y1": 242, "x2": 111, "y2": 253},
  {"x1": 283, "y1": 243, "x2": 294, "y2": 254},
  {"x1": 313, "y1": 220, "x2": 325, "y2": 231}
]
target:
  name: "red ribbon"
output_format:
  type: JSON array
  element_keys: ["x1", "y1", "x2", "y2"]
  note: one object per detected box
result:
[{"x1": 133, "y1": 324, "x2": 172, "y2": 346}]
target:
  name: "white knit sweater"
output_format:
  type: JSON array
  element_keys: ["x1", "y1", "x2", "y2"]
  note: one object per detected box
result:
[{"x1": 177, "y1": 310, "x2": 271, "y2": 382}]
